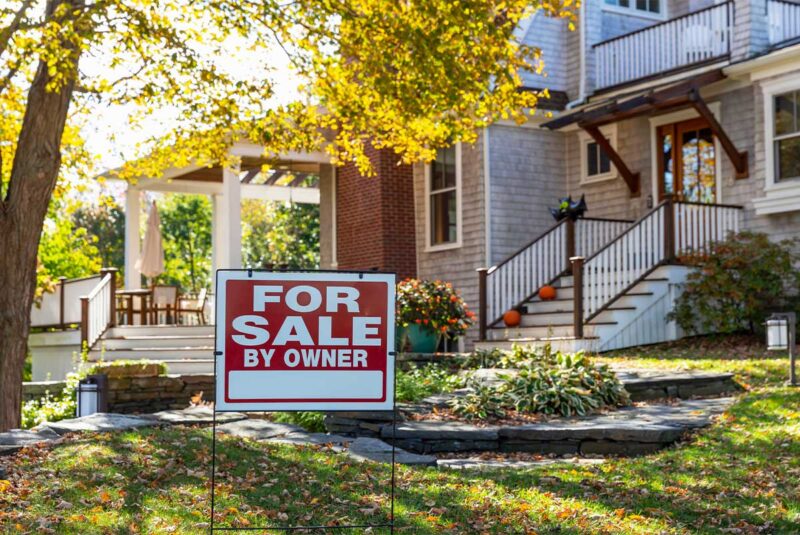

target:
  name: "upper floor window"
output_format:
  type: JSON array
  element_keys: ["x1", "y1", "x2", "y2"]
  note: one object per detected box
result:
[
  {"x1": 426, "y1": 145, "x2": 461, "y2": 250},
  {"x1": 605, "y1": 0, "x2": 662, "y2": 15},
  {"x1": 774, "y1": 90, "x2": 800, "y2": 182}
]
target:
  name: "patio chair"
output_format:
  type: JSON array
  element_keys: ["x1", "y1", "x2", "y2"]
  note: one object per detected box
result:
[
  {"x1": 150, "y1": 284, "x2": 180, "y2": 325},
  {"x1": 178, "y1": 288, "x2": 208, "y2": 325}
]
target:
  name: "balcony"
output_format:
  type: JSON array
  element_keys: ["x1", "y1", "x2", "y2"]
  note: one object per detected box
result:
[
  {"x1": 768, "y1": 0, "x2": 800, "y2": 46},
  {"x1": 594, "y1": 2, "x2": 733, "y2": 91}
]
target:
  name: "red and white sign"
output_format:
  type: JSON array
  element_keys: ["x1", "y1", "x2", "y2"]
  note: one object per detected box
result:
[{"x1": 214, "y1": 271, "x2": 396, "y2": 411}]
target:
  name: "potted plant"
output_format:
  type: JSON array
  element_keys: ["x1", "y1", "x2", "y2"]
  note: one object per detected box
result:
[{"x1": 395, "y1": 278, "x2": 475, "y2": 353}]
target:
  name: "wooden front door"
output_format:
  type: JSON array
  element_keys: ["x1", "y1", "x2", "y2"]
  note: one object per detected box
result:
[{"x1": 657, "y1": 118, "x2": 716, "y2": 203}]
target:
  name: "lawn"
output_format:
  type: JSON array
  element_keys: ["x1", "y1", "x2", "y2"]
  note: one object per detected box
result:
[{"x1": 1, "y1": 335, "x2": 799, "y2": 534}]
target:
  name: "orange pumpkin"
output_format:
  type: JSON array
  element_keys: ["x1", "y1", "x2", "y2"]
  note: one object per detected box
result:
[
  {"x1": 503, "y1": 309, "x2": 521, "y2": 327},
  {"x1": 539, "y1": 285, "x2": 557, "y2": 301}
]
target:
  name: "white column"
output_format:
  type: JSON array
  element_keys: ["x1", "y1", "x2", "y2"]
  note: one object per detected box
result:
[
  {"x1": 211, "y1": 194, "x2": 225, "y2": 274},
  {"x1": 124, "y1": 186, "x2": 142, "y2": 289},
  {"x1": 218, "y1": 165, "x2": 242, "y2": 269}
]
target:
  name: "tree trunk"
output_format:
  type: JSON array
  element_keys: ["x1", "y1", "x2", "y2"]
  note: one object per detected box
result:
[{"x1": 0, "y1": 0, "x2": 81, "y2": 431}]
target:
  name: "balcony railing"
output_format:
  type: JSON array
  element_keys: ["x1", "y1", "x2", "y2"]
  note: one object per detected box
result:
[
  {"x1": 768, "y1": 0, "x2": 800, "y2": 45},
  {"x1": 594, "y1": 2, "x2": 733, "y2": 90}
]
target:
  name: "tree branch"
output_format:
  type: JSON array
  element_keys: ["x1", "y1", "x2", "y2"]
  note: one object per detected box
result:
[{"x1": 0, "y1": 0, "x2": 35, "y2": 59}]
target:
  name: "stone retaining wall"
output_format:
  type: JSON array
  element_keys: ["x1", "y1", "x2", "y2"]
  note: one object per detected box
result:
[{"x1": 23, "y1": 374, "x2": 215, "y2": 414}]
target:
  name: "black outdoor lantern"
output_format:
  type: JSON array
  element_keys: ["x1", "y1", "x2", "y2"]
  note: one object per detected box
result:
[
  {"x1": 766, "y1": 312, "x2": 797, "y2": 387},
  {"x1": 76, "y1": 374, "x2": 109, "y2": 417}
]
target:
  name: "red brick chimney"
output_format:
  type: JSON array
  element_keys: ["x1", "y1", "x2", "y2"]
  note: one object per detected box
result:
[{"x1": 336, "y1": 146, "x2": 417, "y2": 279}]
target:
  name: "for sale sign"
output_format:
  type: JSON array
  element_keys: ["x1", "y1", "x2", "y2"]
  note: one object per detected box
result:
[{"x1": 214, "y1": 271, "x2": 396, "y2": 412}]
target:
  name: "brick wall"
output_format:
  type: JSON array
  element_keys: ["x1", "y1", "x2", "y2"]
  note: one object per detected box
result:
[{"x1": 336, "y1": 146, "x2": 417, "y2": 279}]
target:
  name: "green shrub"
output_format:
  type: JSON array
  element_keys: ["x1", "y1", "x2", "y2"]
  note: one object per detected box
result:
[
  {"x1": 450, "y1": 346, "x2": 629, "y2": 419},
  {"x1": 396, "y1": 364, "x2": 465, "y2": 403},
  {"x1": 271, "y1": 412, "x2": 326, "y2": 433},
  {"x1": 670, "y1": 232, "x2": 800, "y2": 334}
]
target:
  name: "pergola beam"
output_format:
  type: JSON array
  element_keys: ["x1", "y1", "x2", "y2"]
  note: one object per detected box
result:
[
  {"x1": 241, "y1": 184, "x2": 320, "y2": 204},
  {"x1": 688, "y1": 89, "x2": 749, "y2": 179},
  {"x1": 582, "y1": 124, "x2": 640, "y2": 196}
]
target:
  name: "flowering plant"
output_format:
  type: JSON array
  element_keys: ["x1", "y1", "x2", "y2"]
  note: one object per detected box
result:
[{"x1": 396, "y1": 278, "x2": 475, "y2": 338}]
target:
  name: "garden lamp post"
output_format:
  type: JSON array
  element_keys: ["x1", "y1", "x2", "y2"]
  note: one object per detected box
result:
[
  {"x1": 76, "y1": 374, "x2": 109, "y2": 417},
  {"x1": 766, "y1": 312, "x2": 797, "y2": 387}
]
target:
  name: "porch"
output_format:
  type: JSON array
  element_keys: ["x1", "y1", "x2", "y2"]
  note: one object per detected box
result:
[
  {"x1": 594, "y1": 0, "x2": 800, "y2": 91},
  {"x1": 28, "y1": 142, "x2": 332, "y2": 380}
]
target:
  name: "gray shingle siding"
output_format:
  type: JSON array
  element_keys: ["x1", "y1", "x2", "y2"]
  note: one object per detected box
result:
[
  {"x1": 520, "y1": 14, "x2": 569, "y2": 92},
  {"x1": 488, "y1": 125, "x2": 567, "y2": 264}
]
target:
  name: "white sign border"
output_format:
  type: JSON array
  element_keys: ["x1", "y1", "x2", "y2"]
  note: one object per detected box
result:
[{"x1": 214, "y1": 270, "x2": 396, "y2": 412}]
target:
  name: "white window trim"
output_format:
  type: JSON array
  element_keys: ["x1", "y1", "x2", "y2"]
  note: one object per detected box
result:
[
  {"x1": 602, "y1": 1, "x2": 667, "y2": 21},
  {"x1": 424, "y1": 143, "x2": 463, "y2": 252},
  {"x1": 753, "y1": 77, "x2": 800, "y2": 215},
  {"x1": 648, "y1": 104, "x2": 723, "y2": 204},
  {"x1": 579, "y1": 125, "x2": 619, "y2": 185}
]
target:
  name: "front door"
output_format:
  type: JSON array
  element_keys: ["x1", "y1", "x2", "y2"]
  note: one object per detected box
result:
[{"x1": 657, "y1": 118, "x2": 716, "y2": 203}]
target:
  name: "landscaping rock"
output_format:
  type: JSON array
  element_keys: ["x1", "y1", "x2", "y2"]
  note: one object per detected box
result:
[
  {"x1": 144, "y1": 406, "x2": 247, "y2": 425},
  {"x1": 383, "y1": 421, "x2": 500, "y2": 441},
  {"x1": 346, "y1": 437, "x2": 437, "y2": 466},
  {"x1": 216, "y1": 419, "x2": 304, "y2": 439},
  {"x1": 37, "y1": 413, "x2": 157, "y2": 435},
  {"x1": 438, "y1": 457, "x2": 605, "y2": 470},
  {"x1": 0, "y1": 428, "x2": 61, "y2": 456}
]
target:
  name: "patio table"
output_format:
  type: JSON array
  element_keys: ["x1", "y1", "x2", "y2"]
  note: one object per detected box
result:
[{"x1": 116, "y1": 289, "x2": 152, "y2": 326}]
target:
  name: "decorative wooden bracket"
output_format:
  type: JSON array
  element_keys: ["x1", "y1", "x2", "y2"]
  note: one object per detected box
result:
[
  {"x1": 689, "y1": 89, "x2": 749, "y2": 179},
  {"x1": 582, "y1": 124, "x2": 641, "y2": 196}
]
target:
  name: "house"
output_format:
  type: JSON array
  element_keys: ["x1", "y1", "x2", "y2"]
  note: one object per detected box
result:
[
  {"x1": 29, "y1": 0, "x2": 800, "y2": 379},
  {"x1": 321, "y1": 0, "x2": 800, "y2": 352}
]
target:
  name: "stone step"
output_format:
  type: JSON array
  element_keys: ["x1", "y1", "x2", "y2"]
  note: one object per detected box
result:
[
  {"x1": 378, "y1": 397, "x2": 735, "y2": 456},
  {"x1": 473, "y1": 337, "x2": 600, "y2": 354},
  {"x1": 89, "y1": 347, "x2": 213, "y2": 360}
]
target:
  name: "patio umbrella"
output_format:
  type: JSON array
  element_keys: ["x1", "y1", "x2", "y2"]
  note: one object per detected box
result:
[{"x1": 135, "y1": 201, "x2": 164, "y2": 284}]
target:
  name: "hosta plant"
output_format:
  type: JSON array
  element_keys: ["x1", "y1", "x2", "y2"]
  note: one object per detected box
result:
[{"x1": 449, "y1": 346, "x2": 629, "y2": 419}]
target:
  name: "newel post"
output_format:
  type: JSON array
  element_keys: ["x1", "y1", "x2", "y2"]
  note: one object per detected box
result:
[
  {"x1": 565, "y1": 219, "x2": 576, "y2": 271},
  {"x1": 570, "y1": 256, "x2": 584, "y2": 339},
  {"x1": 664, "y1": 197, "x2": 676, "y2": 263},
  {"x1": 58, "y1": 276, "x2": 67, "y2": 330},
  {"x1": 80, "y1": 296, "x2": 89, "y2": 348},
  {"x1": 477, "y1": 268, "x2": 488, "y2": 342},
  {"x1": 102, "y1": 267, "x2": 118, "y2": 328}
]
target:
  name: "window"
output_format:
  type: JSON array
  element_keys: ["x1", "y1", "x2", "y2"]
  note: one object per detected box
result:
[
  {"x1": 774, "y1": 90, "x2": 800, "y2": 182},
  {"x1": 580, "y1": 126, "x2": 617, "y2": 184},
  {"x1": 605, "y1": 0, "x2": 661, "y2": 15},
  {"x1": 426, "y1": 145, "x2": 461, "y2": 249}
]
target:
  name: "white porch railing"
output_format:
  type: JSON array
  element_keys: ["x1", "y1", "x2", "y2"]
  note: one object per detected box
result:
[
  {"x1": 477, "y1": 217, "x2": 633, "y2": 336},
  {"x1": 31, "y1": 275, "x2": 102, "y2": 328},
  {"x1": 575, "y1": 200, "x2": 742, "y2": 327},
  {"x1": 768, "y1": 0, "x2": 800, "y2": 45},
  {"x1": 594, "y1": 2, "x2": 733, "y2": 90},
  {"x1": 79, "y1": 269, "x2": 117, "y2": 349}
]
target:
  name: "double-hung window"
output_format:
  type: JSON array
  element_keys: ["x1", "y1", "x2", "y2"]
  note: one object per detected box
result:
[
  {"x1": 774, "y1": 90, "x2": 800, "y2": 182},
  {"x1": 604, "y1": 0, "x2": 662, "y2": 15},
  {"x1": 427, "y1": 145, "x2": 460, "y2": 249}
]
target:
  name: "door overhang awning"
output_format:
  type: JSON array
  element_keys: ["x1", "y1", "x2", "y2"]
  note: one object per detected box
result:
[{"x1": 542, "y1": 70, "x2": 748, "y2": 194}]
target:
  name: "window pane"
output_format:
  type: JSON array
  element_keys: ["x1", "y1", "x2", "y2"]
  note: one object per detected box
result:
[
  {"x1": 431, "y1": 190, "x2": 457, "y2": 245},
  {"x1": 775, "y1": 92, "x2": 797, "y2": 136},
  {"x1": 431, "y1": 149, "x2": 445, "y2": 190},
  {"x1": 697, "y1": 128, "x2": 716, "y2": 203},
  {"x1": 636, "y1": 0, "x2": 647, "y2": 10},
  {"x1": 663, "y1": 133, "x2": 674, "y2": 195},
  {"x1": 443, "y1": 146, "x2": 456, "y2": 188},
  {"x1": 649, "y1": 0, "x2": 660, "y2": 12},
  {"x1": 619, "y1": 0, "x2": 629, "y2": 6},
  {"x1": 777, "y1": 136, "x2": 800, "y2": 181},
  {"x1": 599, "y1": 146, "x2": 611, "y2": 174},
  {"x1": 605, "y1": 0, "x2": 618, "y2": 4},
  {"x1": 587, "y1": 142, "x2": 599, "y2": 176}
]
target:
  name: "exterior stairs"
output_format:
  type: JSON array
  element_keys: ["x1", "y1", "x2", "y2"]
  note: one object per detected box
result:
[
  {"x1": 475, "y1": 265, "x2": 691, "y2": 354},
  {"x1": 89, "y1": 324, "x2": 215, "y2": 375}
]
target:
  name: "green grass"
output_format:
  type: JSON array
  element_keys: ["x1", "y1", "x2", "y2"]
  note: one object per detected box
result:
[{"x1": 2, "y1": 335, "x2": 799, "y2": 533}]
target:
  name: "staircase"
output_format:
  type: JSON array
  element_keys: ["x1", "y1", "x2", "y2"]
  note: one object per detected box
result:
[
  {"x1": 476, "y1": 199, "x2": 742, "y2": 353},
  {"x1": 90, "y1": 324, "x2": 215, "y2": 375}
]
